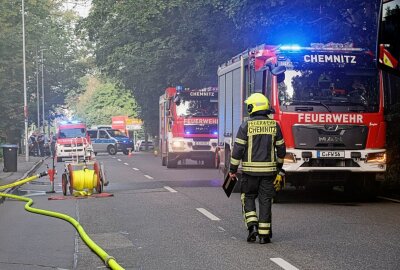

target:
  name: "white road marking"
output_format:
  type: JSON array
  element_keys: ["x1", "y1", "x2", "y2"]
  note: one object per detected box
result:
[
  {"x1": 164, "y1": 186, "x2": 177, "y2": 193},
  {"x1": 132, "y1": 168, "x2": 139, "y2": 171},
  {"x1": 144, "y1": 175, "x2": 153, "y2": 179},
  {"x1": 124, "y1": 163, "x2": 129, "y2": 165},
  {"x1": 270, "y1": 258, "x2": 299, "y2": 270},
  {"x1": 377, "y1": 196, "x2": 400, "y2": 203},
  {"x1": 196, "y1": 208, "x2": 220, "y2": 221},
  {"x1": 117, "y1": 159, "x2": 122, "y2": 161},
  {"x1": 112, "y1": 157, "x2": 116, "y2": 159},
  {"x1": 218, "y1": 226, "x2": 226, "y2": 231}
]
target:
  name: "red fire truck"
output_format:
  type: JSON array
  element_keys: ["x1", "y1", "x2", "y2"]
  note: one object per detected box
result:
[
  {"x1": 159, "y1": 86, "x2": 218, "y2": 168},
  {"x1": 217, "y1": 43, "x2": 386, "y2": 196},
  {"x1": 55, "y1": 121, "x2": 92, "y2": 162}
]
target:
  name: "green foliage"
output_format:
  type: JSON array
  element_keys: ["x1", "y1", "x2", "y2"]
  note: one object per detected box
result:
[
  {"x1": 0, "y1": 0, "x2": 90, "y2": 142},
  {"x1": 81, "y1": 0, "x2": 242, "y2": 136},
  {"x1": 67, "y1": 76, "x2": 139, "y2": 127}
]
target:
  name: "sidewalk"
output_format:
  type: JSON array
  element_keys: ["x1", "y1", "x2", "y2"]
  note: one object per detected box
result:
[{"x1": 0, "y1": 155, "x2": 45, "y2": 195}]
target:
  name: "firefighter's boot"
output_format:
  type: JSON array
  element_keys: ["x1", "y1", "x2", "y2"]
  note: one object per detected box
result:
[
  {"x1": 247, "y1": 225, "x2": 258, "y2": 242},
  {"x1": 259, "y1": 236, "x2": 271, "y2": 244}
]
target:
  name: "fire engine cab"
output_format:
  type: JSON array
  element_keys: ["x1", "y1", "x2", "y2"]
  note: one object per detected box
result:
[
  {"x1": 159, "y1": 87, "x2": 218, "y2": 168},
  {"x1": 217, "y1": 43, "x2": 386, "y2": 197},
  {"x1": 55, "y1": 121, "x2": 92, "y2": 162}
]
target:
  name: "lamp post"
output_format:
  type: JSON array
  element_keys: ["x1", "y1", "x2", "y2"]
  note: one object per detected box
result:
[
  {"x1": 41, "y1": 49, "x2": 46, "y2": 134},
  {"x1": 22, "y1": 0, "x2": 29, "y2": 161},
  {"x1": 36, "y1": 49, "x2": 40, "y2": 132}
]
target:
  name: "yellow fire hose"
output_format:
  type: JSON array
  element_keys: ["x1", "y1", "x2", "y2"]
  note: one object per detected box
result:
[{"x1": 0, "y1": 173, "x2": 124, "y2": 270}]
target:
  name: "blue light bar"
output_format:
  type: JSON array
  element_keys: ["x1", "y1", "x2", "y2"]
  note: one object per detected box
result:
[
  {"x1": 213, "y1": 131, "x2": 218, "y2": 135},
  {"x1": 176, "y1": 86, "x2": 184, "y2": 92},
  {"x1": 185, "y1": 131, "x2": 191, "y2": 135},
  {"x1": 280, "y1": 45, "x2": 301, "y2": 51}
]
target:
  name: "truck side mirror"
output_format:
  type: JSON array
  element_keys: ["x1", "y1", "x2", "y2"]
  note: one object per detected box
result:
[
  {"x1": 277, "y1": 73, "x2": 285, "y2": 84},
  {"x1": 174, "y1": 95, "x2": 181, "y2": 106}
]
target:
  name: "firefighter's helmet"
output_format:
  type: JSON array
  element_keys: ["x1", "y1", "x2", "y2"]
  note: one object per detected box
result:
[{"x1": 244, "y1": 93, "x2": 269, "y2": 114}]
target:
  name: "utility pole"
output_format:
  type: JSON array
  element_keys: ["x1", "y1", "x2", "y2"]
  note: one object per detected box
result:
[
  {"x1": 36, "y1": 49, "x2": 40, "y2": 131},
  {"x1": 41, "y1": 49, "x2": 45, "y2": 134},
  {"x1": 22, "y1": 0, "x2": 29, "y2": 161}
]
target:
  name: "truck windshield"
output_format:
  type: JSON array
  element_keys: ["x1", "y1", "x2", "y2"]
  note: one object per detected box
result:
[
  {"x1": 58, "y1": 128, "x2": 86, "y2": 138},
  {"x1": 278, "y1": 69, "x2": 380, "y2": 113},
  {"x1": 176, "y1": 92, "x2": 218, "y2": 117}
]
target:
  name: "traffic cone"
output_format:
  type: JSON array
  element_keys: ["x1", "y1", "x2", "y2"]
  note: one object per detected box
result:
[{"x1": 128, "y1": 149, "x2": 132, "y2": 157}]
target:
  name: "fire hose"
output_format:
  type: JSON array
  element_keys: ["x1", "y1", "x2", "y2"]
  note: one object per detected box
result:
[{"x1": 0, "y1": 172, "x2": 124, "y2": 270}]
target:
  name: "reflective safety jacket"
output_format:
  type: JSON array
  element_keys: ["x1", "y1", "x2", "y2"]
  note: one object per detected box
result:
[{"x1": 229, "y1": 113, "x2": 286, "y2": 176}]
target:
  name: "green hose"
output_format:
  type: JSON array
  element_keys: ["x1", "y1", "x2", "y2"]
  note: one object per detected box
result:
[{"x1": 0, "y1": 173, "x2": 124, "y2": 270}]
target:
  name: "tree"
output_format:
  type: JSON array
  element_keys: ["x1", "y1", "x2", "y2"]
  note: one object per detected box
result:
[
  {"x1": 0, "y1": 0, "x2": 90, "y2": 142},
  {"x1": 81, "y1": 0, "x2": 242, "y2": 136},
  {"x1": 66, "y1": 76, "x2": 139, "y2": 127}
]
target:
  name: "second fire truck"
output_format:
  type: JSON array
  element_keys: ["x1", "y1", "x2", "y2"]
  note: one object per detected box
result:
[
  {"x1": 217, "y1": 43, "x2": 386, "y2": 196},
  {"x1": 159, "y1": 87, "x2": 218, "y2": 168}
]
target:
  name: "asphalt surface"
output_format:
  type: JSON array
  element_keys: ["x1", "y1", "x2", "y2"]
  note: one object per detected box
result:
[{"x1": 0, "y1": 152, "x2": 400, "y2": 269}]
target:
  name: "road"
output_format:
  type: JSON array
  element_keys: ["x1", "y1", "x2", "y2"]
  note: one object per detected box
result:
[{"x1": 0, "y1": 152, "x2": 399, "y2": 270}]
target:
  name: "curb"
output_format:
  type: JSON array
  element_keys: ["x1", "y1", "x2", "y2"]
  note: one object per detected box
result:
[{"x1": 0, "y1": 158, "x2": 45, "y2": 204}]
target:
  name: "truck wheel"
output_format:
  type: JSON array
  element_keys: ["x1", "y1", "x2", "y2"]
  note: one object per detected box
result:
[
  {"x1": 162, "y1": 156, "x2": 167, "y2": 166},
  {"x1": 204, "y1": 157, "x2": 214, "y2": 168},
  {"x1": 166, "y1": 153, "x2": 177, "y2": 168},
  {"x1": 361, "y1": 174, "x2": 379, "y2": 200},
  {"x1": 107, "y1": 145, "x2": 117, "y2": 155},
  {"x1": 123, "y1": 150, "x2": 129, "y2": 155},
  {"x1": 215, "y1": 152, "x2": 220, "y2": 169}
]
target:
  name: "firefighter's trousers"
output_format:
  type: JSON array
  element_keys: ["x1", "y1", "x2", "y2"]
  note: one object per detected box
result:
[{"x1": 240, "y1": 173, "x2": 275, "y2": 238}]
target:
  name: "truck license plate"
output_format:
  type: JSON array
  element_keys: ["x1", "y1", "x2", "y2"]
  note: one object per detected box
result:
[
  {"x1": 317, "y1": 151, "x2": 345, "y2": 158},
  {"x1": 194, "y1": 141, "x2": 209, "y2": 145}
]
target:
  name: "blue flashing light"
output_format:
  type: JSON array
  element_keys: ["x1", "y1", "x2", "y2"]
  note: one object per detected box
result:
[
  {"x1": 185, "y1": 131, "x2": 191, "y2": 135},
  {"x1": 280, "y1": 45, "x2": 301, "y2": 51},
  {"x1": 176, "y1": 86, "x2": 184, "y2": 92},
  {"x1": 213, "y1": 131, "x2": 218, "y2": 135}
]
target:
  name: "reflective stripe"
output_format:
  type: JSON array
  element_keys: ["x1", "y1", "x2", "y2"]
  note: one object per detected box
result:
[
  {"x1": 245, "y1": 211, "x2": 257, "y2": 217},
  {"x1": 259, "y1": 222, "x2": 271, "y2": 228},
  {"x1": 248, "y1": 136, "x2": 253, "y2": 163},
  {"x1": 246, "y1": 217, "x2": 259, "y2": 223},
  {"x1": 235, "y1": 138, "x2": 247, "y2": 145},
  {"x1": 258, "y1": 229, "x2": 270, "y2": 235},
  {"x1": 242, "y1": 161, "x2": 276, "y2": 167},
  {"x1": 241, "y1": 193, "x2": 247, "y2": 228},
  {"x1": 230, "y1": 157, "x2": 240, "y2": 166},
  {"x1": 276, "y1": 139, "x2": 285, "y2": 145},
  {"x1": 277, "y1": 158, "x2": 284, "y2": 163},
  {"x1": 242, "y1": 166, "x2": 277, "y2": 173}
]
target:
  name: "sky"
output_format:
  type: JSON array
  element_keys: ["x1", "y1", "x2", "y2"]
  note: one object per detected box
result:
[{"x1": 63, "y1": 0, "x2": 92, "y2": 18}]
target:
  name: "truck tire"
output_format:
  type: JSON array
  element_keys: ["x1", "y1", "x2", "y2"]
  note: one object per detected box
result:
[
  {"x1": 166, "y1": 153, "x2": 177, "y2": 168},
  {"x1": 215, "y1": 151, "x2": 220, "y2": 169},
  {"x1": 204, "y1": 157, "x2": 214, "y2": 168},
  {"x1": 107, "y1": 145, "x2": 117, "y2": 155}
]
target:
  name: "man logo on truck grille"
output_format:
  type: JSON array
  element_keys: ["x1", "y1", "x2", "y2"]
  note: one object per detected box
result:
[{"x1": 324, "y1": 125, "x2": 338, "y2": 131}]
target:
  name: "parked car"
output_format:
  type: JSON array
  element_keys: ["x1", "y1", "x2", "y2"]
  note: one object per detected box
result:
[
  {"x1": 88, "y1": 129, "x2": 134, "y2": 155},
  {"x1": 135, "y1": 140, "x2": 154, "y2": 151}
]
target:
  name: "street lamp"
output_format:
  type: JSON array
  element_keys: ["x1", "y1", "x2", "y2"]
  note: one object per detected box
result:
[
  {"x1": 36, "y1": 49, "x2": 40, "y2": 132},
  {"x1": 22, "y1": 0, "x2": 29, "y2": 161},
  {"x1": 40, "y1": 49, "x2": 47, "y2": 134}
]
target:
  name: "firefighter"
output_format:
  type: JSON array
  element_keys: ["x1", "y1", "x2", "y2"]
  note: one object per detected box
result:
[{"x1": 229, "y1": 93, "x2": 286, "y2": 244}]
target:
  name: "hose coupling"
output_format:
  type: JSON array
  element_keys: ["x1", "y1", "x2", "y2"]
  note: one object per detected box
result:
[{"x1": 104, "y1": 255, "x2": 116, "y2": 267}]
